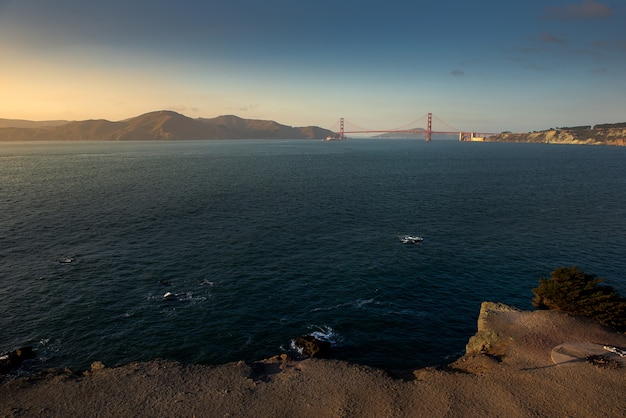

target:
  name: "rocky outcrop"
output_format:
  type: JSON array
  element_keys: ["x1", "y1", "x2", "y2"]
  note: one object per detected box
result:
[
  {"x1": 453, "y1": 301, "x2": 626, "y2": 374},
  {"x1": 465, "y1": 302, "x2": 520, "y2": 357},
  {"x1": 488, "y1": 127, "x2": 626, "y2": 146},
  {"x1": 294, "y1": 335, "x2": 331, "y2": 358},
  {"x1": 0, "y1": 347, "x2": 36, "y2": 374}
]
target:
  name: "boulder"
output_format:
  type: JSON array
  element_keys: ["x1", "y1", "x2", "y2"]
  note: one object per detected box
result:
[
  {"x1": 294, "y1": 335, "x2": 331, "y2": 358},
  {"x1": 0, "y1": 346, "x2": 36, "y2": 374},
  {"x1": 91, "y1": 361, "x2": 106, "y2": 371}
]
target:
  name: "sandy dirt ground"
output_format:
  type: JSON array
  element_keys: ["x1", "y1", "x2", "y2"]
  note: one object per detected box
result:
[{"x1": 2, "y1": 302, "x2": 625, "y2": 417}]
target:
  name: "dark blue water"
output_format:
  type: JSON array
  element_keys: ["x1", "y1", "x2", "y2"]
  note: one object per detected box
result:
[{"x1": 1, "y1": 139, "x2": 625, "y2": 371}]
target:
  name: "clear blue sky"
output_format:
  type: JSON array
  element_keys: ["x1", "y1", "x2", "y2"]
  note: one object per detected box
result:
[{"x1": 1, "y1": 0, "x2": 624, "y2": 132}]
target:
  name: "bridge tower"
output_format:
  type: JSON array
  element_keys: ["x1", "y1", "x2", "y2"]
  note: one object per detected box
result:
[
  {"x1": 339, "y1": 118, "x2": 344, "y2": 140},
  {"x1": 426, "y1": 112, "x2": 432, "y2": 142}
]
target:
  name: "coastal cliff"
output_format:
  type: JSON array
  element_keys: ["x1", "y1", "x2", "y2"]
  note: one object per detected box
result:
[
  {"x1": 488, "y1": 124, "x2": 626, "y2": 146},
  {"x1": 2, "y1": 302, "x2": 625, "y2": 417}
]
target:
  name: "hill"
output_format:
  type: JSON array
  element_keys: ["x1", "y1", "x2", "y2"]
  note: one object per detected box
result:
[
  {"x1": 372, "y1": 128, "x2": 457, "y2": 140},
  {"x1": 0, "y1": 119, "x2": 70, "y2": 129},
  {"x1": 487, "y1": 123, "x2": 626, "y2": 146},
  {"x1": 372, "y1": 128, "x2": 426, "y2": 139},
  {"x1": 0, "y1": 111, "x2": 333, "y2": 141}
]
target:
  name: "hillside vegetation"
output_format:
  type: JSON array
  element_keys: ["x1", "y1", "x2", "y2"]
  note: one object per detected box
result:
[
  {"x1": 0, "y1": 111, "x2": 332, "y2": 141},
  {"x1": 532, "y1": 266, "x2": 626, "y2": 332},
  {"x1": 488, "y1": 122, "x2": 626, "y2": 146}
]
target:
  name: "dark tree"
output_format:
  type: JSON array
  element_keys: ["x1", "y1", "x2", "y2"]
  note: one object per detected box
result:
[{"x1": 532, "y1": 266, "x2": 626, "y2": 332}]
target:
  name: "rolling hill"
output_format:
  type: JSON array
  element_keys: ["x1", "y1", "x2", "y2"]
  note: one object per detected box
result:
[
  {"x1": 0, "y1": 119, "x2": 70, "y2": 129},
  {"x1": 0, "y1": 111, "x2": 333, "y2": 141}
]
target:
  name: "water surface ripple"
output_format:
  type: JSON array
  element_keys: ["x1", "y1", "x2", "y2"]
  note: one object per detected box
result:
[{"x1": 1, "y1": 140, "x2": 625, "y2": 371}]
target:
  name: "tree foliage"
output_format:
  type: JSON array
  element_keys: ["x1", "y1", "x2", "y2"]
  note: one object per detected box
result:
[
  {"x1": 532, "y1": 266, "x2": 626, "y2": 332},
  {"x1": 593, "y1": 122, "x2": 626, "y2": 129}
]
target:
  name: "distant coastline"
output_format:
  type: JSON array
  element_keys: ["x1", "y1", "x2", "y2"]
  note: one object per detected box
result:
[
  {"x1": 487, "y1": 122, "x2": 626, "y2": 146},
  {"x1": 0, "y1": 110, "x2": 333, "y2": 141},
  {"x1": 4, "y1": 111, "x2": 626, "y2": 145}
]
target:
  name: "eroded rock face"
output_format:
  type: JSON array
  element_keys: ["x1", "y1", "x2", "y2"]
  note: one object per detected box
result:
[
  {"x1": 462, "y1": 300, "x2": 626, "y2": 372},
  {"x1": 0, "y1": 347, "x2": 36, "y2": 374},
  {"x1": 294, "y1": 336, "x2": 331, "y2": 358},
  {"x1": 489, "y1": 128, "x2": 626, "y2": 146},
  {"x1": 465, "y1": 302, "x2": 520, "y2": 357}
]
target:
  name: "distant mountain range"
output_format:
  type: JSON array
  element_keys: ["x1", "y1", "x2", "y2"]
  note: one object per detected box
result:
[
  {"x1": 0, "y1": 111, "x2": 334, "y2": 141},
  {"x1": 0, "y1": 119, "x2": 70, "y2": 129},
  {"x1": 372, "y1": 129, "x2": 424, "y2": 139}
]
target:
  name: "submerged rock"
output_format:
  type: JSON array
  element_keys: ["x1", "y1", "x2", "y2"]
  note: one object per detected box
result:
[
  {"x1": 0, "y1": 347, "x2": 36, "y2": 374},
  {"x1": 294, "y1": 335, "x2": 331, "y2": 358}
]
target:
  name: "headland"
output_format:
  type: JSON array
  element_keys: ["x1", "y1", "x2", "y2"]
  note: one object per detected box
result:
[
  {"x1": 487, "y1": 123, "x2": 626, "y2": 146},
  {"x1": 2, "y1": 302, "x2": 625, "y2": 417}
]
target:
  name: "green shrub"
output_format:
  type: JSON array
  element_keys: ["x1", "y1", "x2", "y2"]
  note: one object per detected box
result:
[{"x1": 532, "y1": 266, "x2": 626, "y2": 332}]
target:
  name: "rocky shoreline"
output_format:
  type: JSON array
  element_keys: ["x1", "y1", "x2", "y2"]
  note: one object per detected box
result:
[
  {"x1": 487, "y1": 126, "x2": 626, "y2": 146},
  {"x1": 2, "y1": 302, "x2": 626, "y2": 417}
]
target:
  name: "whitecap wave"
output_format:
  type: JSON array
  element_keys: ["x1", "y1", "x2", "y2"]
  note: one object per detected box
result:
[
  {"x1": 309, "y1": 325, "x2": 340, "y2": 344},
  {"x1": 399, "y1": 234, "x2": 423, "y2": 244},
  {"x1": 354, "y1": 298, "x2": 375, "y2": 308},
  {"x1": 289, "y1": 341, "x2": 303, "y2": 355},
  {"x1": 388, "y1": 308, "x2": 429, "y2": 318},
  {"x1": 310, "y1": 298, "x2": 378, "y2": 313},
  {"x1": 288, "y1": 324, "x2": 341, "y2": 355},
  {"x1": 150, "y1": 291, "x2": 208, "y2": 303}
]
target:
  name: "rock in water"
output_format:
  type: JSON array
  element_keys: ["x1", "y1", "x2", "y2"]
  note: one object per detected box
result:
[
  {"x1": 294, "y1": 336, "x2": 331, "y2": 358},
  {"x1": 0, "y1": 346, "x2": 36, "y2": 374}
]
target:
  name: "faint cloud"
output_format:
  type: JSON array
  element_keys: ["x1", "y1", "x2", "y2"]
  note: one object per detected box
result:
[
  {"x1": 540, "y1": 32, "x2": 566, "y2": 44},
  {"x1": 543, "y1": 1, "x2": 613, "y2": 20},
  {"x1": 450, "y1": 69, "x2": 466, "y2": 77},
  {"x1": 591, "y1": 67, "x2": 608, "y2": 74},
  {"x1": 230, "y1": 103, "x2": 260, "y2": 112},
  {"x1": 168, "y1": 105, "x2": 200, "y2": 114}
]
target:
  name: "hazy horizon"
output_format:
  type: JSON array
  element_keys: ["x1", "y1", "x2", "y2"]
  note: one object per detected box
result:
[{"x1": 1, "y1": 1, "x2": 625, "y2": 133}]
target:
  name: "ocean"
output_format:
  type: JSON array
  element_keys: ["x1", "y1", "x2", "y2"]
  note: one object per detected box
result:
[{"x1": 1, "y1": 139, "x2": 625, "y2": 372}]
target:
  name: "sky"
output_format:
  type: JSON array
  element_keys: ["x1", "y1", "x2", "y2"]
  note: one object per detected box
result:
[{"x1": 1, "y1": 0, "x2": 625, "y2": 133}]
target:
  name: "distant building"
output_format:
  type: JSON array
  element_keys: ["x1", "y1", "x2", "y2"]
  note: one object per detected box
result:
[{"x1": 459, "y1": 132, "x2": 485, "y2": 142}]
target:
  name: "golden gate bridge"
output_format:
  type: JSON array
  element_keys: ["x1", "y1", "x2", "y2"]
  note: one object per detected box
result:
[{"x1": 329, "y1": 113, "x2": 494, "y2": 141}]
